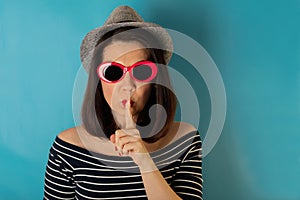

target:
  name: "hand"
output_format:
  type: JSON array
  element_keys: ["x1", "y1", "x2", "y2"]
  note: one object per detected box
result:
[{"x1": 110, "y1": 100, "x2": 157, "y2": 173}]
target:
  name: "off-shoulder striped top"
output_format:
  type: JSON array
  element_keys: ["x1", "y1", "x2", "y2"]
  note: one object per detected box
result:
[{"x1": 43, "y1": 131, "x2": 202, "y2": 200}]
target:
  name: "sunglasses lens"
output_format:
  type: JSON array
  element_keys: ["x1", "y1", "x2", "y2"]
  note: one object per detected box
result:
[
  {"x1": 103, "y1": 65, "x2": 123, "y2": 82},
  {"x1": 132, "y1": 64, "x2": 153, "y2": 81}
]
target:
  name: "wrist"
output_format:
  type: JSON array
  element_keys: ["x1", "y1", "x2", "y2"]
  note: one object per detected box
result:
[
  {"x1": 139, "y1": 161, "x2": 158, "y2": 174},
  {"x1": 135, "y1": 154, "x2": 158, "y2": 173}
]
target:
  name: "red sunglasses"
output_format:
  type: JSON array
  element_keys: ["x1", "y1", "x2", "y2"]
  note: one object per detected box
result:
[{"x1": 97, "y1": 60, "x2": 158, "y2": 83}]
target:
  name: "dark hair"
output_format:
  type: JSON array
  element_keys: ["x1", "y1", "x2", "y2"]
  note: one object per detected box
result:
[{"x1": 81, "y1": 26, "x2": 176, "y2": 143}]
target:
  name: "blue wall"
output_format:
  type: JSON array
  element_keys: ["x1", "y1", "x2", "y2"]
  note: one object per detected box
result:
[{"x1": 1, "y1": 0, "x2": 299, "y2": 199}]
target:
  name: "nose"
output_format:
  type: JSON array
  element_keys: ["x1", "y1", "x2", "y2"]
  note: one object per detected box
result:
[{"x1": 120, "y1": 72, "x2": 136, "y2": 93}]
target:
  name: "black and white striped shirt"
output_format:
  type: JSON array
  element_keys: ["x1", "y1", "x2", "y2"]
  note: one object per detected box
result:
[{"x1": 44, "y1": 131, "x2": 202, "y2": 200}]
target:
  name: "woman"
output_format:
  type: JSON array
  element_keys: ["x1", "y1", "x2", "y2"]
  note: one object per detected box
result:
[{"x1": 44, "y1": 6, "x2": 202, "y2": 200}]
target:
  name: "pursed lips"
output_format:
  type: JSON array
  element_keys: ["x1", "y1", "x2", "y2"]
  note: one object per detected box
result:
[{"x1": 121, "y1": 99, "x2": 135, "y2": 108}]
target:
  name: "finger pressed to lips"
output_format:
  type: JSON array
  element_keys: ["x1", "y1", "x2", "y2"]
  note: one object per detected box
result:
[{"x1": 125, "y1": 99, "x2": 136, "y2": 129}]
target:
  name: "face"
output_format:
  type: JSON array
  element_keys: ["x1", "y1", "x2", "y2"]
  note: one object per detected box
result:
[{"x1": 101, "y1": 41, "x2": 152, "y2": 120}]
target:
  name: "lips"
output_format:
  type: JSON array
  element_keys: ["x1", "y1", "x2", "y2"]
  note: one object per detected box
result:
[
  {"x1": 121, "y1": 99, "x2": 135, "y2": 108},
  {"x1": 121, "y1": 99, "x2": 127, "y2": 107}
]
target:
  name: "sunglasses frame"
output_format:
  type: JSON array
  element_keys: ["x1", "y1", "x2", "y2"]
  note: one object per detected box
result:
[{"x1": 97, "y1": 60, "x2": 158, "y2": 83}]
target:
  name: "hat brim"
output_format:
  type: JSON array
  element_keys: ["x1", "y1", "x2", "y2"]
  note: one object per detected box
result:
[{"x1": 80, "y1": 21, "x2": 173, "y2": 73}]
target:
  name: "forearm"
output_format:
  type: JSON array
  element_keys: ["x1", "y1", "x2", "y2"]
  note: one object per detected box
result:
[
  {"x1": 140, "y1": 161, "x2": 182, "y2": 200},
  {"x1": 141, "y1": 171, "x2": 181, "y2": 200}
]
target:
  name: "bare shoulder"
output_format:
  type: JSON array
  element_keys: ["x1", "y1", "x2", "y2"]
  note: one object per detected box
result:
[
  {"x1": 57, "y1": 126, "x2": 84, "y2": 148},
  {"x1": 176, "y1": 121, "x2": 197, "y2": 133},
  {"x1": 170, "y1": 121, "x2": 197, "y2": 141},
  {"x1": 57, "y1": 126, "x2": 118, "y2": 156}
]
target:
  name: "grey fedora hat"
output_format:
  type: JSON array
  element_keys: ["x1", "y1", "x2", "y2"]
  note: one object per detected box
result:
[{"x1": 80, "y1": 5, "x2": 173, "y2": 72}]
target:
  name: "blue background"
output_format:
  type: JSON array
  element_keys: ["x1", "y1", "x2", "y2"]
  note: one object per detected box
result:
[{"x1": 1, "y1": 0, "x2": 299, "y2": 199}]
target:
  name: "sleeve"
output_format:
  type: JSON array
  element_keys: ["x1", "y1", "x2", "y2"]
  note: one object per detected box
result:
[
  {"x1": 43, "y1": 148, "x2": 76, "y2": 200},
  {"x1": 171, "y1": 137, "x2": 203, "y2": 200}
]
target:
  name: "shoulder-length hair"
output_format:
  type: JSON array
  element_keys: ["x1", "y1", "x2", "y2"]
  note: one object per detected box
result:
[{"x1": 81, "y1": 26, "x2": 176, "y2": 143}]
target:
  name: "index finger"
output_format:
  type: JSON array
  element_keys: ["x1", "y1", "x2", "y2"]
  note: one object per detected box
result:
[{"x1": 125, "y1": 99, "x2": 136, "y2": 129}]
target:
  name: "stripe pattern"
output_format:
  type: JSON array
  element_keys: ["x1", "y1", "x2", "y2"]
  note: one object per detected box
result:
[{"x1": 44, "y1": 131, "x2": 202, "y2": 200}]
